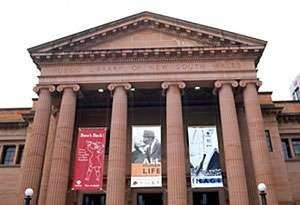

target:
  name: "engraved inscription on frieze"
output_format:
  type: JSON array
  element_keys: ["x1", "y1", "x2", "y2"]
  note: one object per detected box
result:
[{"x1": 42, "y1": 60, "x2": 247, "y2": 77}]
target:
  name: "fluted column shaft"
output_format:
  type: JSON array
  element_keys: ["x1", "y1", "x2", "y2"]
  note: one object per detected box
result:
[
  {"x1": 163, "y1": 82, "x2": 187, "y2": 205},
  {"x1": 45, "y1": 85, "x2": 79, "y2": 205},
  {"x1": 236, "y1": 106, "x2": 259, "y2": 204},
  {"x1": 215, "y1": 81, "x2": 249, "y2": 205},
  {"x1": 38, "y1": 109, "x2": 58, "y2": 205},
  {"x1": 106, "y1": 83, "x2": 131, "y2": 205},
  {"x1": 18, "y1": 85, "x2": 54, "y2": 205},
  {"x1": 241, "y1": 81, "x2": 277, "y2": 205}
]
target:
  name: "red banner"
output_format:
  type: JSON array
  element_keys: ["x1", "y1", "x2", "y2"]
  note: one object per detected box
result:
[{"x1": 72, "y1": 128, "x2": 107, "y2": 191}]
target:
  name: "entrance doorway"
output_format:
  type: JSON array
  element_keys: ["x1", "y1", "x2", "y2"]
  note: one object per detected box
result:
[
  {"x1": 82, "y1": 194, "x2": 105, "y2": 205},
  {"x1": 193, "y1": 192, "x2": 219, "y2": 205},
  {"x1": 137, "y1": 193, "x2": 163, "y2": 205}
]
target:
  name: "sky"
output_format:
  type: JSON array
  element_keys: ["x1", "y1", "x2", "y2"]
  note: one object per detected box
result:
[{"x1": 0, "y1": 0, "x2": 299, "y2": 108}]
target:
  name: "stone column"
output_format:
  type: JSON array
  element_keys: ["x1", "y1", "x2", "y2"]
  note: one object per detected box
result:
[
  {"x1": 106, "y1": 83, "x2": 131, "y2": 205},
  {"x1": 240, "y1": 80, "x2": 277, "y2": 205},
  {"x1": 161, "y1": 81, "x2": 187, "y2": 205},
  {"x1": 18, "y1": 85, "x2": 55, "y2": 205},
  {"x1": 38, "y1": 107, "x2": 59, "y2": 205},
  {"x1": 236, "y1": 105, "x2": 259, "y2": 204},
  {"x1": 214, "y1": 81, "x2": 249, "y2": 205},
  {"x1": 45, "y1": 84, "x2": 80, "y2": 205}
]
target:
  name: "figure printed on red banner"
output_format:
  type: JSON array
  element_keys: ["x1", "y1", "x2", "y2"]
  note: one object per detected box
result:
[{"x1": 85, "y1": 141, "x2": 105, "y2": 182}]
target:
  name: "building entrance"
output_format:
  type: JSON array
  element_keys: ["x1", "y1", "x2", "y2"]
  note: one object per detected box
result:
[
  {"x1": 137, "y1": 193, "x2": 163, "y2": 205},
  {"x1": 193, "y1": 192, "x2": 219, "y2": 205},
  {"x1": 82, "y1": 194, "x2": 105, "y2": 205}
]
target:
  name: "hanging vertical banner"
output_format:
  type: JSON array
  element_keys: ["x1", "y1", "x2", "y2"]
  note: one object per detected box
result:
[
  {"x1": 188, "y1": 126, "x2": 223, "y2": 188},
  {"x1": 131, "y1": 126, "x2": 161, "y2": 187},
  {"x1": 72, "y1": 128, "x2": 107, "y2": 191}
]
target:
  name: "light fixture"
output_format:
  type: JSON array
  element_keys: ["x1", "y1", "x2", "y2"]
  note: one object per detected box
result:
[
  {"x1": 257, "y1": 183, "x2": 266, "y2": 192},
  {"x1": 24, "y1": 188, "x2": 33, "y2": 205},
  {"x1": 194, "y1": 86, "x2": 201, "y2": 90},
  {"x1": 24, "y1": 188, "x2": 34, "y2": 197},
  {"x1": 98, "y1": 88, "x2": 104, "y2": 93},
  {"x1": 257, "y1": 183, "x2": 267, "y2": 205},
  {"x1": 130, "y1": 88, "x2": 135, "y2": 92}
]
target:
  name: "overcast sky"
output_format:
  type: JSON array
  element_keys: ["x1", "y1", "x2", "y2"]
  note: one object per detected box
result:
[{"x1": 0, "y1": 0, "x2": 299, "y2": 108}]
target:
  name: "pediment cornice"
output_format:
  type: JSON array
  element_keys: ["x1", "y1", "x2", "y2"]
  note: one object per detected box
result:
[{"x1": 31, "y1": 45, "x2": 264, "y2": 66}]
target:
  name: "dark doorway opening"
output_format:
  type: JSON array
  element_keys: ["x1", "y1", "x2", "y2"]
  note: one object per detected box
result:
[
  {"x1": 137, "y1": 193, "x2": 163, "y2": 205},
  {"x1": 82, "y1": 194, "x2": 105, "y2": 205},
  {"x1": 193, "y1": 192, "x2": 219, "y2": 205}
]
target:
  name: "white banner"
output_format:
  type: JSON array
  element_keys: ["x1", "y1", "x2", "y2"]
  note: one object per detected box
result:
[
  {"x1": 131, "y1": 126, "x2": 162, "y2": 187},
  {"x1": 188, "y1": 126, "x2": 223, "y2": 188}
]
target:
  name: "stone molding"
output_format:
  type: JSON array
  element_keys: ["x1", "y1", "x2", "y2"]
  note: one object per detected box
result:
[
  {"x1": 56, "y1": 84, "x2": 80, "y2": 92},
  {"x1": 33, "y1": 85, "x2": 56, "y2": 94},
  {"x1": 107, "y1": 83, "x2": 132, "y2": 91},
  {"x1": 239, "y1": 79, "x2": 262, "y2": 88}
]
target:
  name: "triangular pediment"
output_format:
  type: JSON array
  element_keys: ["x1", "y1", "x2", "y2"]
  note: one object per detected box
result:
[
  {"x1": 29, "y1": 11, "x2": 266, "y2": 54},
  {"x1": 88, "y1": 28, "x2": 209, "y2": 50}
]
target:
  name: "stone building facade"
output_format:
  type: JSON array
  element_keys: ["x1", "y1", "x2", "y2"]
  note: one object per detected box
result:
[{"x1": 0, "y1": 12, "x2": 300, "y2": 205}]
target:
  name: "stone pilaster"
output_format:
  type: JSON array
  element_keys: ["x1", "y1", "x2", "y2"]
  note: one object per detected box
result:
[
  {"x1": 214, "y1": 81, "x2": 249, "y2": 205},
  {"x1": 38, "y1": 107, "x2": 59, "y2": 205},
  {"x1": 162, "y1": 81, "x2": 187, "y2": 205},
  {"x1": 45, "y1": 84, "x2": 79, "y2": 205},
  {"x1": 18, "y1": 85, "x2": 55, "y2": 205},
  {"x1": 240, "y1": 80, "x2": 277, "y2": 205},
  {"x1": 265, "y1": 115, "x2": 293, "y2": 204},
  {"x1": 106, "y1": 83, "x2": 131, "y2": 205}
]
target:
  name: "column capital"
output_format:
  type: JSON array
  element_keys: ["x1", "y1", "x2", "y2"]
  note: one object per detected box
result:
[
  {"x1": 214, "y1": 80, "x2": 239, "y2": 89},
  {"x1": 239, "y1": 80, "x2": 262, "y2": 88},
  {"x1": 107, "y1": 83, "x2": 132, "y2": 91},
  {"x1": 161, "y1": 81, "x2": 186, "y2": 90},
  {"x1": 33, "y1": 85, "x2": 56, "y2": 94},
  {"x1": 57, "y1": 84, "x2": 80, "y2": 92},
  {"x1": 213, "y1": 80, "x2": 238, "y2": 95}
]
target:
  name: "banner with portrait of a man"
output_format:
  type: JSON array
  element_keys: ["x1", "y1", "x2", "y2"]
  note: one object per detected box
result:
[
  {"x1": 131, "y1": 126, "x2": 161, "y2": 187},
  {"x1": 188, "y1": 126, "x2": 223, "y2": 188}
]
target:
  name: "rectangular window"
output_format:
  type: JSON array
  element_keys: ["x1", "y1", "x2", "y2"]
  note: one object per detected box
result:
[
  {"x1": 16, "y1": 145, "x2": 24, "y2": 164},
  {"x1": 1, "y1": 145, "x2": 16, "y2": 165},
  {"x1": 265, "y1": 130, "x2": 273, "y2": 152},
  {"x1": 137, "y1": 193, "x2": 163, "y2": 205},
  {"x1": 294, "y1": 87, "x2": 300, "y2": 101},
  {"x1": 292, "y1": 139, "x2": 300, "y2": 157},
  {"x1": 296, "y1": 90, "x2": 300, "y2": 101},
  {"x1": 82, "y1": 194, "x2": 105, "y2": 205},
  {"x1": 281, "y1": 139, "x2": 292, "y2": 160},
  {"x1": 105, "y1": 129, "x2": 110, "y2": 155},
  {"x1": 193, "y1": 192, "x2": 219, "y2": 205}
]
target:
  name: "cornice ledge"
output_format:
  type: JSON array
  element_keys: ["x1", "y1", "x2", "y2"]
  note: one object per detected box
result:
[
  {"x1": 57, "y1": 84, "x2": 80, "y2": 92},
  {"x1": 31, "y1": 45, "x2": 264, "y2": 64}
]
